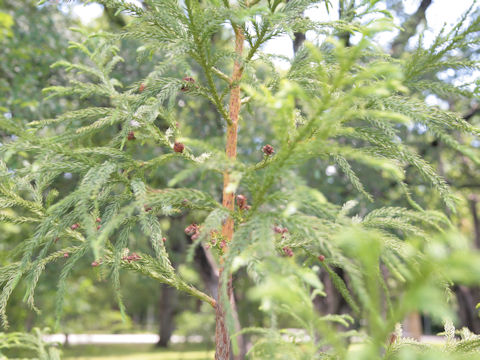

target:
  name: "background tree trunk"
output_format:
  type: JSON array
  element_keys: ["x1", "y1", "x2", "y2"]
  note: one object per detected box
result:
[
  {"x1": 469, "y1": 195, "x2": 480, "y2": 248},
  {"x1": 403, "y1": 312, "x2": 422, "y2": 340},
  {"x1": 454, "y1": 285, "x2": 480, "y2": 333},
  {"x1": 391, "y1": 0, "x2": 432, "y2": 57},
  {"x1": 157, "y1": 284, "x2": 177, "y2": 347},
  {"x1": 194, "y1": 244, "x2": 219, "y2": 300}
]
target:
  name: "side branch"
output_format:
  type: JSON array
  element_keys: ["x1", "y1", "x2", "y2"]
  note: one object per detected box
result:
[{"x1": 105, "y1": 253, "x2": 217, "y2": 308}]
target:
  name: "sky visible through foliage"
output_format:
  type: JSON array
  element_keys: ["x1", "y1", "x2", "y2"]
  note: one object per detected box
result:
[
  {"x1": 67, "y1": 0, "x2": 480, "y2": 96},
  {"x1": 69, "y1": 0, "x2": 475, "y2": 56}
]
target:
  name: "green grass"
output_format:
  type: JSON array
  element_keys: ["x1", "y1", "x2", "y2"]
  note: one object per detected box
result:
[{"x1": 61, "y1": 343, "x2": 214, "y2": 360}]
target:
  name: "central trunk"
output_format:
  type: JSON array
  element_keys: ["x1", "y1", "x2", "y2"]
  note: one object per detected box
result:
[
  {"x1": 215, "y1": 25, "x2": 244, "y2": 360},
  {"x1": 215, "y1": 272, "x2": 234, "y2": 360}
]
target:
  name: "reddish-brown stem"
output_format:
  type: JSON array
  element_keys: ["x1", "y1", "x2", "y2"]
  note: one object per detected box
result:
[
  {"x1": 215, "y1": 25, "x2": 244, "y2": 360},
  {"x1": 222, "y1": 26, "x2": 244, "y2": 241}
]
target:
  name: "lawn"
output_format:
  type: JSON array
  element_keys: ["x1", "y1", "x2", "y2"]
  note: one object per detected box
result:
[{"x1": 62, "y1": 344, "x2": 214, "y2": 360}]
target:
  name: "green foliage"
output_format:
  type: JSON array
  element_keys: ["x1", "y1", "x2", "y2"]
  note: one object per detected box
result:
[
  {"x1": 0, "y1": 0, "x2": 72, "y2": 123},
  {"x1": 383, "y1": 321, "x2": 480, "y2": 360},
  {"x1": 175, "y1": 304, "x2": 216, "y2": 346},
  {"x1": 0, "y1": 327, "x2": 60, "y2": 360},
  {"x1": 241, "y1": 230, "x2": 480, "y2": 359},
  {"x1": 1, "y1": 0, "x2": 480, "y2": 359}
]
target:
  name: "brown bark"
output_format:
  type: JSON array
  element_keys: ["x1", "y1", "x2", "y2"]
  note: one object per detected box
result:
[
  {"x1": 104, "y1": 7, "x2": 127, "y2": 28},
  {"x1": 314, "y1": 268, "x2": 349, "y2": 316},
  {"x1": 293, "y1": 32, "x2": 306, "y2": 53},
  {"x1": 156, "y1": 219, "x2": 184, "y2": 348},
  {"x1": 157, "y1": 284, "x2": 177, "y2": 347},
  {"x1": 194, "y1": 244, "x2": 220, "y2": 300},
  {"x1": 403, "y1": 312, "x2": 422, "y2": 340},
  {"x1": 451, "y1": 196, "x2": 480, "y2": 333},
  {"x1": 215, "y1": 273, "x2": 236, "y2": 360},
  {"x1": 464, "y1": 104, "x2": 480, "y2": 122},
  {"x1": 391, "y1": 0, "x2": 432, "y2": 57},
  {"x1": 286, "y1": 0, "x2": 306, "y2": 54},
  {"x1": 469, "y1": 194, "x2": 480, "y2": 248},
  {"x1": 194, "y1": 243, "x2": 246, "y2": 359},
  {"x1": 338, "y1": 0, "x2": 354, "y2": 47},
  {"x1": 454, "y1": 284, "x2": 480, "y2": 333},
  {"x1": 221, "y1": 26, "x2": 244, "y2": 240},
  {"x1": 230, "y1": 290, "x2": 246, "y2": 360},
  {"x1": 215, "y1": 25, "x2": 245, "y2": 360}
]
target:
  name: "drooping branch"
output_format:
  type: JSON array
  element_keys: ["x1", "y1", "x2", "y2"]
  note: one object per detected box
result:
[{"x1": 104, "y1": 252, "x2": 217, "y2": 308}]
